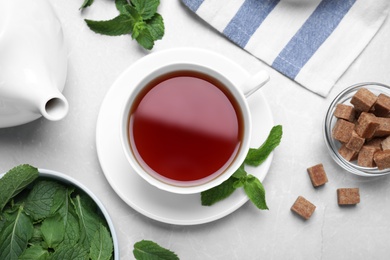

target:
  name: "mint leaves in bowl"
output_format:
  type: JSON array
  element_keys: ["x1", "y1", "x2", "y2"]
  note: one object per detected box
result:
[{"x1": 0, "y1": 165, "x2": 118, "y2": 260}]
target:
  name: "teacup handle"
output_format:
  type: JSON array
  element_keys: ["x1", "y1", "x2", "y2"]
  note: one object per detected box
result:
[{"x1": 241, "y1": 70, "x2": 270, "y2": 98}]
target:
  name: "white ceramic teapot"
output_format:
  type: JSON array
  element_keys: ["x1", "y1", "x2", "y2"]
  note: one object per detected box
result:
[{"x1": 0, "y1": 0, "x2": 68, "y2": 128}]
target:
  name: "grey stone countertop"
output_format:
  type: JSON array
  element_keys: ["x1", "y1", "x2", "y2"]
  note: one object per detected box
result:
[{"x1": 1, "y1": 1, "x2": 390, "y2": 259}]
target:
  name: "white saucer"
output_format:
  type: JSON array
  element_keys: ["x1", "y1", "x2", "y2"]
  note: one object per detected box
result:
[{"x1": 96, "y1": 48, "x2": 274, "y2": 225}]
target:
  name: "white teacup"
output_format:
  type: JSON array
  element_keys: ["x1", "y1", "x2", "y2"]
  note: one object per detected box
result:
[{"x1": 120, "y1": 48, "x2": 269, "y2": 194}]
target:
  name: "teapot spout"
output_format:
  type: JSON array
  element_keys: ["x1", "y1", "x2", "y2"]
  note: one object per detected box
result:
[{"x1": 39, "y1": 92, "x2": 69, "y2": 121}]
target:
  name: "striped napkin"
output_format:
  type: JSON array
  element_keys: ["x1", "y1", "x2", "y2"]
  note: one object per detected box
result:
[{"x1": 181, "y1": 0, "x2": 389, "y2": 97}]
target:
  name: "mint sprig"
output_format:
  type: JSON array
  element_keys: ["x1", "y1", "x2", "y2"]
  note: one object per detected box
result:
[
  {"x1": 201, "y1": 125, "x2": 283, "y2": 209},
  {"x1": 133, "y1": 240, "x2": 179, "y2": 260},
  {"x1": 82, "y1": 0, "x2": 164, "y2": 50},
  {"x1": 200, "y1": 171, "x2": 238, "y2": 206},
  {"x1": 245, "y1": 125, "x2": 282, "y2": 166}
]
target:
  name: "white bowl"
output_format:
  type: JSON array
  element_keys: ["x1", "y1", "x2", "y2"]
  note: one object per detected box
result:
[
  {"x1": 40, "y1": 169, "x2": 119, "y2": 259},
  {"x1": 1, "y1": 168, "x2": 119, "y2": 259}
]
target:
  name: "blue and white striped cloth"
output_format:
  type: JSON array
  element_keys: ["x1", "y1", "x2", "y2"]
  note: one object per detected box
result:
[{"x1": 182, "y1": 0, "x2": 389, "y2": 97}]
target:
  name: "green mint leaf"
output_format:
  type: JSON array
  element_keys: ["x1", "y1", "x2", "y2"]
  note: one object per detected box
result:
[
  {"x1": 233, "y1": 179, "x2": 245, "y2": 189},
  {"x1": 132, "y1": 20, "x2": 147, "y2": 39},
  {"x1": 116, "y1": 0, "x2": 147, "y2": 25},
  {"x1": 24, "y1": 180, "x2": 64, "y2": 221},
  {"x1": 41, "y1": 214, "x2": 65, "y2": 249},
  {"x1": 29, "y1": 224, "x2": 44, "y2": 246},
  {"x1": 0, "y1": 205, "x2": 34, "y2": 260},
  {"x1": 131, "y1": 0, "x2": 160, "y2": 20},
  {"x1": 18, "y1": 245, "x2": 49, "y2": 260},
  {"x1": 201, "y1": 164, "x2": 249, "y2": 206},
  {"x1": 55, "y1": 187, "x2": 80, "y2": 246},
  {"x1": 62, "y1": 207, "x2": 81, "y2": 247},
  {"x1": 133, "y1": 240, "x2": 179, "y2": 260},
  {"x1": 80, "y1": 0, "x2": 94, "y2": 10},
  {"x1": 146, "y1": 13, "x2": 164, "y2": 40},
  {"x1": 245, "y1": 125, "x2": 283, "y2": 166},
  {"x1": 0, "y1": 164, "x2": 39, "y2": 212},
  {"x1": 90, "y1": 223, "x2": 114, "y2": 260},
  {"x1": 232, "y1": 164, "x2": 247, "y2": 179},
  {"x1": 50, "y1": 184, "x2": 69, "y2": 215},
  {"x1": 0, "y1": 214, "x2": 5, "y2": 233},
  {"x1": 85, "y1": 14, "x2": 135, "y2": 36},
  {"x1": 124, "y1": 4, "x2": 143, "y2": 20},
  {"x1": 135, "y1": 27, "x2": 155, "y2": 50},
  {"x1": 50, "y1": 244, "x2": 89, "y2": 260},
  {"x1": 115, "y1": 0, "x2": 129, "y2": 14},
  {"x1": 72, "y1": 194, "x2": 103, "y2": 249},
  {"x1": 243, "y1": 175, "x2": 268, "y2": 210},
  {"x1": 201, "y1": 176, "x2": 238, "y2": 206}
]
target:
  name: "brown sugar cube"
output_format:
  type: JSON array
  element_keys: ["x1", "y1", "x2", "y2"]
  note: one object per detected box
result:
[
  {"x1": 350, "y1": 88, "x2": 377, "y2": 112},
  {"x1": 338, "y1": 144, "x2": 358, "y2": 161},
  {"x1": 373, "y1": 150, "x2": 390, "y2": 170},
  {"x1": 355, "y1": 112, "x2": 379, "y2": 138},
  {"x1": 307, "y1": 164, "x2": 328, "y2": 187},
  {"x1": 365, "y1": 137, "x2": 384, "y2": 149},
  {"x1": 373, "y1": 93, "x2": 390, "y2": 117},
  {"x1": 373, "y1": 117, "x2": 390, "y2": 137},
  {"x1": 337, "y1": 188, "x2": 360, "y2": 205},
  {"x1": 332, "y1": 119, "x2": 355, "y2": 143},
  {"x1": 381, "y1": 136, "x2": 390, "y2": 150},
  {"x1": 291, "y1": 196, "x2": 316, "y2": 220},
  {"x1": 357, "y1": 146, "x2": 379, "y2": 167},
  {"x1": 345, "y1": 130, "x2": 365, "y2": 151},
  {"x1": 334, "y1": 104, "x2": 356, "y2": 122}
]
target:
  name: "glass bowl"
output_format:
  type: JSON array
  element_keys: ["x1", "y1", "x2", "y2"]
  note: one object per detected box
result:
[{"x1": 323, "y1": 82, "x2": 390, "y2": 177}]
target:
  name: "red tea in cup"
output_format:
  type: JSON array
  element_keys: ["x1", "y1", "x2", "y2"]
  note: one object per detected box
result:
[{"x1": 128, "y1": 71, "x2": 243, "y2": 185}]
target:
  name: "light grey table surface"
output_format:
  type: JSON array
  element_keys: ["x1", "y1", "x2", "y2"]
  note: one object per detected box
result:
[{"x1": 1, "y1": 1, "x2": 390, "y2": 259}]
